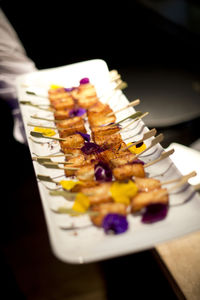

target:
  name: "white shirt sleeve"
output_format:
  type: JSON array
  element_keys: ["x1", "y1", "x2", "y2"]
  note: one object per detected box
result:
[
  {"x1": 0, "y1": 8, "x2": 37, "y2": 100},
  {"x1": 0, "y1": 8, "x2": 37, "y2": 143}
]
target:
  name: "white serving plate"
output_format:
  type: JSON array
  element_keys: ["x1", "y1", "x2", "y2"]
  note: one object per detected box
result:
[{"x1": 16, "y1": 59, "x2": 200, "y2": 264}]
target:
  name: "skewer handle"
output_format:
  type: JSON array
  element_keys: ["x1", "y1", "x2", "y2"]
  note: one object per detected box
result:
[
  {"x1": 136, "y1": 133, "x2": 164, "y2": 158},
  {"x1": 30, "y1": 131, "x2": 66, "y2": 141},
  {"x1": 144, "y1": 148, "x2": 174, "y2": 168},
  {"x1": 123, "y1": 128, "x2": 157, "y2": 150},
  {"x1": 107, "y1": 99, "x2": 140, "y2": 117},
  {"x1": 168, "y1": 171, "x2": 197, "y2": 192}
]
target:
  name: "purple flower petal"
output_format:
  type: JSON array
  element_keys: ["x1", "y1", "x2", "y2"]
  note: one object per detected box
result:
[
  {"x1": 76, "y1": 131, "x2": 91, "y2": 142},
  {"x1": 131, "y1": 159, "x2": 145, "y2": 165},
  {"x1": 64, "y1": 87, "x2": 77, "y2": 92},
  {"x1": 80, "y1": 77, "x2": 90, "y2": 85},
  {"x1": 69, "y1": 108, "x2": 86, "y2": 117},
  {"x1": 94, "y1": 161, "x2": 112, "y2": 182},
  {"x1": 102, "y1": 213, "x2": 128, "y2": 234},
  {"x1": 141, "y1": 203, "x2": 168, "y2": 224},
  {"x1": 81, "y1": 142, "x2": 104, "y2": 155}
]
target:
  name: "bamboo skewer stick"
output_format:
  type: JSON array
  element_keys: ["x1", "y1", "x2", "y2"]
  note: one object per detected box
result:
[
  {"x1": 20, "y1": 101, "x2": 53, "y2": 111},
  {"x1": 33, "y1": 157, "x2": 72, "y2": 165},
  {"x1": 41, "y1": 162, "x2": 75, "y2": 168},
  {"x1": 102, "y1": 112, "x2": 149, "y2": 142},
  {"x1": 28, "y1": 111, "x2": 147, "y2": 133},
  {"x1": 28, "y1": 123, "x2": 57, "y2": 130},
  {"x1": 98, "y1": 112, "x2": 149, "y2": 149},
  {"x1": 193, "y1": 183, "x2": 200, "y2": 191},
  {"x1": 137, "y1": 171, "x2": 197, "y2": 204},
  {"x1": 104, "y1": 80, "x2": 128, "y2": 104},
  {"x1": 30, "y1": 131, "x2": 66, "y2": 141},
  {"x1": 167, "y1": 171, "x2": 197, "y2": 194},
  {"x1": 135, "y1": 133, "x2": 164, "y2": 159},
  {"x1": 144, "y1": 149, "x2": 175, "y2": 168},
  {"x1": 162, "y1": 171, "x2": 197, "y2": 189},
  {"x1": 30, "y1": 115, "x2": 69, "y2": 123},
  {"x1": 109, "y1": 111, "x2": 143, "y2": 127},
  {"x1": 26, "y1": 91, "x2": 48, "y2": 98},
  {"x1": 31, "y1": 115, "x2": 55, "y2": 122},
  {"x1": 32, "y1": 153, "x2": 73, "y2": 159},
  {"x1": 30, "y1": 99, "x2": 140, "y2": 123},
  {"x1": 110, "y1": 134, "x2": 164, "y2": 163},
  {"x1": 37, "y1": 174, "x2": 59, "y2": 183},
  {"x1": 122, "y1": 128, "x2": 157, "y2": 151},
  {"x1": 41, "y1": 162, "x2": 79, "y2": 170},
  {"x1": 109, "y1": 70, "x2": 121, "y2": 82},
  {"x1": 107, "y1": 99, "x2": 140, "y2": 117}
]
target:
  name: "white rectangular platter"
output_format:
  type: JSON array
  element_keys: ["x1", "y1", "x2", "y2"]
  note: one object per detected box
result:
[{"x1": 16, "y1": 59, "x2": 200, "y2": 264}]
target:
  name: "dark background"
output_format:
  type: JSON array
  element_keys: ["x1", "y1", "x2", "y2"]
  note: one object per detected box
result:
[
  {"x1": 1, "y1": 1, "x2": 200, "y2": 299},
  {"x1": 1, "y1": 1, "x2": 200, "y2": 72}
]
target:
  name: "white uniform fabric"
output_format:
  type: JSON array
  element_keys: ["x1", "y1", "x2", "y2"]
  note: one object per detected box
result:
[{"x1": 0, "y1": 8, "x2": 37, "y2": 143}]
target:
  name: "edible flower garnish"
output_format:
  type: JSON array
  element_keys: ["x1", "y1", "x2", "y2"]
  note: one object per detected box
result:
[
  {"x1": 141, "y1": 203, "x2": 168, "y2": 223},
  {"x1": 33, "y1": 127, "x2": 56, "y2": 137},
  {"x1": 94, "y1": 161, "x2": 112, "y2": 182},
  {"x1": 81, "y1": 142, "x2": 104, "y2": 155},
  {"x1": 80, "y1": 77, "x2": 90, "y2": 85},
  {"x1": 64, "y1": 87, "x2": 77, "y2": 92},
  {"x1": 76, "y1": 131, "x2": 91, "y2": 142},
  {"x1": 50, "y1": 84, "x2": 63, "y2": 89},
  {"x1": 72, "y1": 193, "x2": 90, "y2": 213},
  {"x1": 110, "y1": 180, "x2": 138, "y2": 205},
  {"x1": 131, "y1": 159, "x2": 145, "y2": 165},
  {"x1": 102, "y1": 213, "x2": 128, "y2": 234},
  {"x1": 60, "y1": 180, "x2": 82, "y2": 190},
  {"x1": 127, "y1": 141, "x2": 146, "y2": 154},
  {"x1": 69, "y1": 108, "x2": 86, "y2": 117}
]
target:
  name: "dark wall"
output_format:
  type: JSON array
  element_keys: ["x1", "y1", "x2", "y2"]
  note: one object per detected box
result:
[{"x1": 1, "y1": 1, "x2": 200, "y2": 72}]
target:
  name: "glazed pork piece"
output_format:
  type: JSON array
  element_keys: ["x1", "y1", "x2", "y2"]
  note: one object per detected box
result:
[
  {"x1": 51, "y1": 97, "x2": 75, "y2": 111},
  {"x1": 98, "y1": 142, "x2": 130, "y2": 162},
  {"x1": 48, "y1": 87, "x2": 71, "y2": 101},
  {"x1": 77, "y1": 96, "x2": 98, "y2": 109},
  {"x1": 64, "y1": 154, "x2": 97, "y2": 177},
  {"x1": 131, "y1": 188, "x2": 169, "y2": 212},
  {"x1": 73, "y1": 83, "x2": 98, "y2": 108},
  {"x1": 76, "y1": 82, "x2": 97, "y2": 98},
  {"x1": 76, "y1": 163, "x2": 96, "y2": 181},
  {"x1": 57, "y1": 117, "x2": 87, "y2": 138},
  {"x1": 90, "y1": 202, "x2": 127, "y2": 227},
  {"x1": 59, "y1": 133, "x2": 85, "y2": 149},
  {"x1": 134, "y1": 177, "x2": 161, "y2": 192},
  {"x1": 109, "y1": 152, "x2": 138, "y2": 167},
  {"x1": 78, "y1": 182, "x2": 113, "y2": 205},
  {"x1": 87, "y1": 112, "x2": 116, "y2": 127},
  {"x1": 60, "y1": 146, "x2": 83, "y2": 156},
  {"x1": 89, "y1": 101, "x2": 113, "y2": 114},
  {"x1": 54, "y1": 109, "x2": 72, "y2": 120},
  {"x1": 71, "y1": 181, "x2": 100, "y2": 192},
  {"x1": 91, "y1": 124, "x2": 120, "y2": 135},
  {"x1": 93, "y1": 132, "x2": 123, "y2": 147},
  {"x1": 113, "y1": 163, "x2": 145, "y2": 180},
  {"x1": 91, "y1": 126, "x2": 122, "y2": 147}
]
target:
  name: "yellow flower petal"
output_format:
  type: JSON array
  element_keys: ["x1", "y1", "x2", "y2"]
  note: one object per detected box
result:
[
  {"x1": 72, "y1": 193, "x2": 90, "y2": 213},
  {"x1": 34, "y1": 127, "x2": 56, "y2": 137},
  {"x1": 110, "y1": 180, "x2": 138, "y2": 205},
  {"x1": 50, "y1": 84, "x2": 63, "y2": 89},
  {"x1": 127, "y1": 142, "x2": 146, "y2": 154},
  {"x1": 60, "y1": 180, "x2": 82, "y2": 190}
]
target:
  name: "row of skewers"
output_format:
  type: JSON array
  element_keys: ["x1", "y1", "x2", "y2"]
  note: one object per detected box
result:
[{"x1": 22, "y1": 71, "x2": 197, "y2": 234}]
